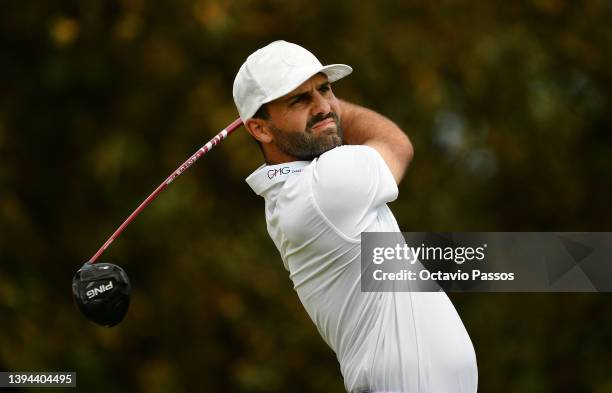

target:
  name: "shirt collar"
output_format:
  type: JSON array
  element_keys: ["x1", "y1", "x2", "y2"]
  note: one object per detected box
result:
[{"x1": 245, "y1": 161, "x2": 310, "y2": 196}]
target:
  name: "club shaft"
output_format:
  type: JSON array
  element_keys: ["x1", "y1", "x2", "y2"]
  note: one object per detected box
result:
[{"x1": 88, "y1": 118, "x2": 243, "y2": 264}]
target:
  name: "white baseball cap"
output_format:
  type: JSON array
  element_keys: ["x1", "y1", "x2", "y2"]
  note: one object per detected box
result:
[{"x1": 233, "y1": 40, "x2": 353, "y2": 122}]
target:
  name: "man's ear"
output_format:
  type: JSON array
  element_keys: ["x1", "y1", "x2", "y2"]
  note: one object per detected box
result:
[{"x1": 245, "y1": 118, "x2": 273, "y2": 144}]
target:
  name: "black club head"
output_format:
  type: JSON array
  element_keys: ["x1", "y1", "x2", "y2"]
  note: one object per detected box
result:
[{"x1": 72, "y1": 262, "x2": 131, "y2": 327}]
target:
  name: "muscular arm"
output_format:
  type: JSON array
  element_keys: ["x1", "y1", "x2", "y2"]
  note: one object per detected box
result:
[{"x1": 339, "y1": 100, "x2": 413, "y2": 184}]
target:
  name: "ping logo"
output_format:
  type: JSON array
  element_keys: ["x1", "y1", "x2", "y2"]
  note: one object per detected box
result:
[
  {"x1": 86, "y1": 281, "x2": 114, "y2": 299},
  {"x1": 267, "y1": 167, "x2": 290, "y2": 179}
]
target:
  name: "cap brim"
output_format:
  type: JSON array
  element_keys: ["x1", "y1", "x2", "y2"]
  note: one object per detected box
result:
[
  {"x1": 258, "y1": 63, "x2": 353, "y2": 110},
  {"x1": 320, "y1": 63, "x2": 353, "y2": 83}
]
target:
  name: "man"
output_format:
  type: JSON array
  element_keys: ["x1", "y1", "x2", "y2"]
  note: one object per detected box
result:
[{"x1": 234, "y1": 40, "x2": 478, "y2": 393}]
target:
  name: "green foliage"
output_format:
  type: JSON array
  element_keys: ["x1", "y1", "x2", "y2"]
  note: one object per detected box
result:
[{"x1": 1, "y1": 0, "x2": 611, "y2": 391}]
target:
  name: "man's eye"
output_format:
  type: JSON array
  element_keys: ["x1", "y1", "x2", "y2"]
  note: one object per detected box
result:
[
  {"x1": 319, "y1": 85, "x2": 331, "y2": 93},
  {"x1": 291, "y1": 96, "x2": 307, "y2": 105}
]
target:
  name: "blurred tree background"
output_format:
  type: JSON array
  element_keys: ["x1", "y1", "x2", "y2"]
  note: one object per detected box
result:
[{"x1": 1, "y1": 0, "x2": 611, "y2": 392}]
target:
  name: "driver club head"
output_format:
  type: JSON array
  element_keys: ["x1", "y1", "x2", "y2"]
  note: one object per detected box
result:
[{"x1": 72, "y1": 262, "x2": 131, "y2": 327}]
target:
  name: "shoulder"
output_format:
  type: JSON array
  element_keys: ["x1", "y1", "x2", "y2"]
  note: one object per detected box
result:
[
  {"x1": 312, "y1": 145, "x2": 396, "y2": 194},
  {"x1": 309, "y1": 145, "x2": 398, "y2": 230},
  {"x1": 316, "y1": 145, "x2": 381, "y2": 171}
]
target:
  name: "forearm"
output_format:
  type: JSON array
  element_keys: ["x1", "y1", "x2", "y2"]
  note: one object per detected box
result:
[{"x1": 339, "y1": 100, "x2": 414, "y2": 182}]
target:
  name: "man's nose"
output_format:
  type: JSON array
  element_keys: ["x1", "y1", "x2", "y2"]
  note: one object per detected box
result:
[{"x1": 311, "y1": 91, "x2": 331, "y2": 116}]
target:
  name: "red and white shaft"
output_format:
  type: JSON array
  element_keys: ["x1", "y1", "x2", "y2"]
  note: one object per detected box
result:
[{"x1": 88, "y1": 118, "x2": 243, "y2": 264}]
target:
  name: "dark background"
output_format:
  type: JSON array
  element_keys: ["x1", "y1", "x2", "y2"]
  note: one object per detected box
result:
[{"x1": 1, "y1": 0, "x2": 611, "y2": 391}]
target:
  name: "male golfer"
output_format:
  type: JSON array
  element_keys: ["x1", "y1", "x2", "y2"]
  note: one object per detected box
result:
[{"x1": 234, "y1": 41, "x2": 477, "y2": 393}]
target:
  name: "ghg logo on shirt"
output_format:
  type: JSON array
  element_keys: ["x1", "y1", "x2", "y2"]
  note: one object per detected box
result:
[{"x1": 268, "y1": 167, "x2": 291, "y2": 179}]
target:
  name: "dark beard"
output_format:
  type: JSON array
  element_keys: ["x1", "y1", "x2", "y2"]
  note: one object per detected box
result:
[{"x1": 269, "y1": 112, "x2": 343, "y2": 161}]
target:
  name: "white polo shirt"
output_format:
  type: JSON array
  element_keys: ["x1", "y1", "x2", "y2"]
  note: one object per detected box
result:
[{"x1": 246, "y1": 145, "x2": 477, "y2": 393}]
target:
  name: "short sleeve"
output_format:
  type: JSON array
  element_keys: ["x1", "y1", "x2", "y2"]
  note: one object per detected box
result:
[{"x1": 311, "y1": 145, "x2": 399, "y2": 238}]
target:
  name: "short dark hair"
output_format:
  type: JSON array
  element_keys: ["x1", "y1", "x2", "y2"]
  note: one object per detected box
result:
[{"x1": 253, "y1": 104, "x2": 269, "y2": 120}]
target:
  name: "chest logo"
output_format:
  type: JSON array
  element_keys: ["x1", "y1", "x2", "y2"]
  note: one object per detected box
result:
[{"x1": 268, "y1": 167, "x2": 291, "y2": 179}]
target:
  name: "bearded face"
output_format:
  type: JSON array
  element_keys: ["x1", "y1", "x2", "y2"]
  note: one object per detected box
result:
[{"x1": 268, "y1": 111, "x2": 343, "y2": 161}]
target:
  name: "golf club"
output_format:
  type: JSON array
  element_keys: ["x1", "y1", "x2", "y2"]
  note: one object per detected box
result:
[{"x1": 72, "y1": 118, "x2": 243, "y2": 326}]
